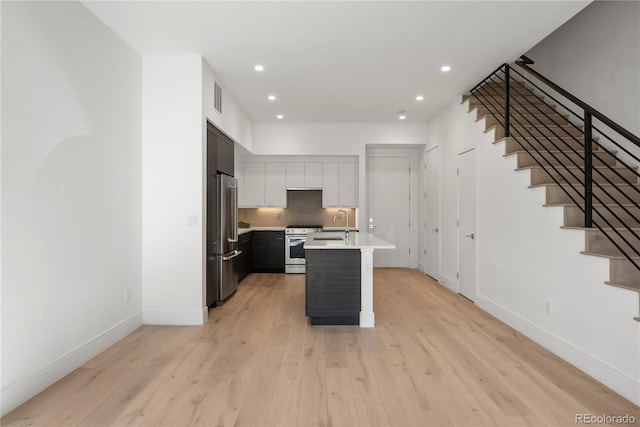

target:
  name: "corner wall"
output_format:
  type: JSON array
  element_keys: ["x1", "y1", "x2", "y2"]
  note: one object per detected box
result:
[
  {"x1": 525, "y1": 1, "x2": 640, "y2": 163},
  {"x1": 425, "y1": 99, "x2": 639, "y2": 405},
  {"x1": 141, "y1": 56, "x2": 206, "y2": 325},
  {"x1": 1, "y1": 1, "x2": 143, "y2": 415}
]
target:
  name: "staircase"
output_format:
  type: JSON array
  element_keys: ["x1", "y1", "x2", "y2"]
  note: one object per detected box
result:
[{"x1": 463, "y1": 58, "x2": 640, "y2": 305}]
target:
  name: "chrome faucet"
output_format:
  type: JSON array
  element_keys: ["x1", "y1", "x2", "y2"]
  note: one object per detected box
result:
[{"x1": 332, "y1": 209, "x2": 349, "y2": 242}]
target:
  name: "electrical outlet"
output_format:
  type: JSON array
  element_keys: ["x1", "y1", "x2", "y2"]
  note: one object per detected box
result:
[
  {"x1": 187, "y1": 215, "x2": 200, "y2": 226},
  {"x1": 545, "y1": 299, "x2": 553, "y2": 315},
  {"x1": 124, "y1": 290, "x2": 130, "y2": 303}
]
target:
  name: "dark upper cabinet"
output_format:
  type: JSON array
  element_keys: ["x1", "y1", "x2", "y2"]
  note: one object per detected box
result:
[
  {"x1": 206, "y1": 128, "x2": 218, "y2": 180},
  {"x1": 217, "y1": 136, "x2": 234, "y2": 177},
  {"x1": 207, "y1": 121, "x2": 235, "y2": 177},
  {"x1": 251, "y1": 231, "x2": 284, "y2": 273}
]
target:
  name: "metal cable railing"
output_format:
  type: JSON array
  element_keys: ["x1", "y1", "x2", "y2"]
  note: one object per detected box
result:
[{"x1": 468, "y1": 56, "x2": 640, "y2": 273}]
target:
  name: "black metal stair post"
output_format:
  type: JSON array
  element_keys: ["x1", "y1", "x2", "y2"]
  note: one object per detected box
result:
[
  {"x1": 584, "y1": 111, "x2": 593, "y2": 228},
  {"x1": 504, "y1": 65, "x2": 510, "y2": 137}
]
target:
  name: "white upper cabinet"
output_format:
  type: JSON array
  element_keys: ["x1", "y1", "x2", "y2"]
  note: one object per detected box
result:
[
  {"x1": 286, "y1": 162, "x2": 323, "y2": 189},
  {"x1": 239, "y1": 159, "x2": 357, "y2": 208},
  {"x1": 304, "y1": 163, "x2": 323, "y2": 188},
  {"x1": 323, "y1": 162, "x2": 357, "y2": 208},
  {"x1": 286, "y1": 163, "x2": 304, "y2": 188},
  {"x1": 241, "y1": 163, "x2": 265, "y2": 207},
  {"x1": 338, "y1": 162, "x2": 357, "y2": 207},
  {"x1": 265, "y1": 162, "x2": 287, "y2": 207}
]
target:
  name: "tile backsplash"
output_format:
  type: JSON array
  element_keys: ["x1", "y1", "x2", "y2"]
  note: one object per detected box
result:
[{"x1": 238, "y1": 190, "x2": 356, "y2": 227}]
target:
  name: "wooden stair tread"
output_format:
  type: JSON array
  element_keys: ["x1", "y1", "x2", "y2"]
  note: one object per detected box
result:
[
  {"x1": 580, "y1": 250, "x2": 640, "y2": 260},
  {"x1": 529, "y1": 182, "x2": 639, "y2": 188},
  {"x1": 493, "y1": 135, "x2": 601, "y2": 143},
  {"x1": 507, "y1": 148, "x2": 613, "y2": 155},
  {"x1": 515, "y1": 164, "x2": 637, "y2": 171},
  {"x1": 561, "y1": 225, "x2": 640, "y2": 231},
  {"x1": 543, "y1": 202, "x2": 639, "y2": 207},
  {"x1": 605, "y1": 281, "x2": 640, "y2": 292}
]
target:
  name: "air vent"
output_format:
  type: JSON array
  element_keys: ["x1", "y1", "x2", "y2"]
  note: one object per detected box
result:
[{"x1": 214, "y1": 81, "x2": 223, "y2": 114}]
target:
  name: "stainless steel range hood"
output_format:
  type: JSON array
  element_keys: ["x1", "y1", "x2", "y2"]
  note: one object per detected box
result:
[{"x1": 286, "y1": 187, "x2": 323, "y2": 191}]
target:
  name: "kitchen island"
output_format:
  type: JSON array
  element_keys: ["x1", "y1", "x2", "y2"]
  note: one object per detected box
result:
[{"x1": 304, "y1": 232, "x2": 395, "y2": 327}]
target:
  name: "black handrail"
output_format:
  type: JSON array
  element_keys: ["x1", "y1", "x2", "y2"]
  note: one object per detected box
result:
[
  {"x1": 468, "y1": 57, "x2": 640, "y2": 276},
  {"x1": 516, "y1": 57, "x2": 640, "y2": 149}
]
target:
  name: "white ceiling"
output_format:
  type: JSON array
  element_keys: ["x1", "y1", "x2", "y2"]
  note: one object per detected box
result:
[{"x1": 83, "y1": 1, "x2": 590, "y2": 124}]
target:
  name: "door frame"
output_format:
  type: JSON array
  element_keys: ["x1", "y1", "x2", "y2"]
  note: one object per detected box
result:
[
  {"x1": 425, "y1": 145, "x2": 441, "y2": 282},
  {"x1": 366, "y1": 146, "x2": 420, "y2": 268},
  {"x1": 456, "y1": 147, "x2": 478, "y2": 301}
]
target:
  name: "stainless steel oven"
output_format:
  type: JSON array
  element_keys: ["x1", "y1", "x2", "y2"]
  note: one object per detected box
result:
[{"x1": 285, "y1": 225, "x2": 323, "y2": 273}]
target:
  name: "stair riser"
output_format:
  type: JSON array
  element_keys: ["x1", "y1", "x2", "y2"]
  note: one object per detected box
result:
[
  {"x1": 475, "y1": 104, "x2": 557, "y2": 116},
  {"x1": 493, "y1": 126, "x2": 584, "y2": 140},
  {"x1": 586, "y1": 229, "x2": 640, "y2": 257},
  {"x1": 510, "y1": 125, "x2": 583, "y2": 139},
  {"x1": 529, "y1": 167, "x2": 638, "y2": 186},
  {"x1": 610, "y1": 258, "x2": 640, "y2": 289},
  {"x1": 516, "y1": 151, "x2": 617, "y2": 168},
  {"x1": 545, "y1": 185, "x2": 640, "y2": 205},
  {"x1": 505, "y1": 137, "x2": 587, "y2": 154},
  {"x1": 469, "y1": 97, "x2": 549, "y2": 110},
  {"x1": 481, "y1": 114, "x2": 569, "y2": 127},
  {"x1": 564, "y1": 205, "x2": 640, "y2": 228}
]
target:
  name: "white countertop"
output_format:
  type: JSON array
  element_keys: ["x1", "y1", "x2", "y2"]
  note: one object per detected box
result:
[
  {"x1": 304, "y1": 232, "x2": 395, "y2": 250},
  {"x1": 238, "y1": 227, "x2": 285, "y2": 234}
]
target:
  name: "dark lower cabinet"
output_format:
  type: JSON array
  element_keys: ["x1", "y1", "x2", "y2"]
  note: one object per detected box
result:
[
  {"x1": 305, "y1": 249, "x2": 361, "y2": 325},
  {"x1": 251, "y1": 231, "x2": 285, "y2": 273},
  {"x1": 237, "y1": 232, "x2": 252, "y2": 281}
]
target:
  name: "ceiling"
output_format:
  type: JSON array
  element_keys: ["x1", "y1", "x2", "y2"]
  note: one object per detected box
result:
[{"x1": 83, "y1": 1, "x2": 590, "y2": 124}]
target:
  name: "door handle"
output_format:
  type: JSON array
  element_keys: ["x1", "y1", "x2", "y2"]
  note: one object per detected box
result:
[
  {"x1": 466, "y1": 233, "x2": 475, "y2": 239},
  {"x1": 222, "y1": 250, "x2": 243, "y2": 261},
  {"x1": 432, "y1": 228, "x2": 439, "y2": 233}
]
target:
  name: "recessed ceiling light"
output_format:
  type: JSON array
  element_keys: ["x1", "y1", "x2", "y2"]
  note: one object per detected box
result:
[
  {"x1": 268, "y1": 95, "x2": 276, "y2": 101},
  {"x1": 276, "y1": 114, "x2": 284, "y2": 119},
  {"x1": 398, "y1": 115, "x2": 407, "y2": 120},
  {"x1": 415, "y1": 95, "x2": 424, "y2": 101},
  {"x1": 441, "y1": 65, "x2": 451, "y2": 72},
  {"x1": 254, "y1": 64, "x2": 264, "y2": 72}
]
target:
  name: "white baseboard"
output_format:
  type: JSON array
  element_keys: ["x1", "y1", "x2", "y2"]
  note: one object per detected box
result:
[
  {"x1": 475, "y1": 294, "x2": 640, "y2": 406},
  {"x1": 360, "y1": 311, "x2": 375, "y2": 328},
  {"x1": 1, "y1": 312, "x2": 143, "y2": 416},
  {"x1": 440, "y1": 275, "x2": 457, "y2": 293},
  {"x1": 143, "y1": 308, "x2": 207, "y2": 325}
]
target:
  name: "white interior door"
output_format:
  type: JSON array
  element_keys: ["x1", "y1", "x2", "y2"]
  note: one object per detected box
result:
[
  {"x1": 425, "y1": 146, "x2": 441, "y2": 280},
  {"x1": 457, "y1": 149, "x2": 477, "y2": 301},
  {"x1": 367, "y1": 156, "x2": 411, "y2": 267}
]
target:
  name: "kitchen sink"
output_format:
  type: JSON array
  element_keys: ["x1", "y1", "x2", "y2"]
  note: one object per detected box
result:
[{"x1": 313, "y1": 236, "x2": 344, "y2": 241}]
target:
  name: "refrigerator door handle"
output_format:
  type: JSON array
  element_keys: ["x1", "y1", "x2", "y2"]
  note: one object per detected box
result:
[
  {"x1": 222, "y1": 249, "x2": 243, "y2": 261},
  {"x1": 228, "y1": 185, "x2": 239, "y2": 243}
]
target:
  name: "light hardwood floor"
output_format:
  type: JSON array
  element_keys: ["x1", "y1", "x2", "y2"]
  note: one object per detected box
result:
[{"x1": 3, "y1": 269, "x2": 639, "y2": 426}]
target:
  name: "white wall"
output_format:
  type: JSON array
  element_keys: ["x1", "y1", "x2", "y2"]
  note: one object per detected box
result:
[
  {"x1": 425, "y1": 102, "x2": 495, "y2": 288},
  {"x1": 202, "y1": 60, "x2": 254, "y2": 152},
  {"x1": 253, "y1": 123, "x2": 426, "y2": 156},
  {"x1": 1, "y1": 1, "x2": 143, "y2": 415},
  {"x1": 425, "y1": 98, "x2": 639, "y2": 405},
  {"x1": 141, "y1": 56, "x2": 206, "y2": 325},
  {"x1": 524, "y1": 1, "x2": 640, "y2": 162}
]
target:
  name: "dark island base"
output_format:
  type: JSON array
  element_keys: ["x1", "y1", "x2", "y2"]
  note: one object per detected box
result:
[
  {"x1": 305, "y1": 249, "x2": 361, "y2": 326},
  {"x1": 310, "y1": 315, "x2": 359, "y2": 325}
]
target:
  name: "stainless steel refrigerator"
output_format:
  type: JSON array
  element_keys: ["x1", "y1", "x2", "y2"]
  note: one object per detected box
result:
[{"x1": 207, "y1": 173, "x2": 241, "y2": 306}]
